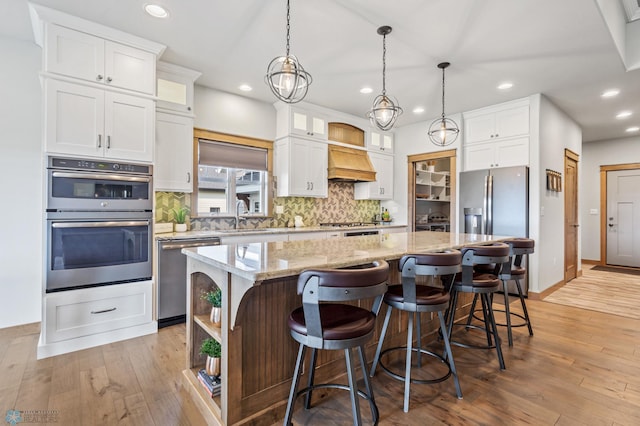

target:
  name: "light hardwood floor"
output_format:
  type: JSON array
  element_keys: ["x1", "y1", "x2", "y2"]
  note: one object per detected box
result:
[{"x1": 2, "y1": 266, "x2": 639, "y2": 425}]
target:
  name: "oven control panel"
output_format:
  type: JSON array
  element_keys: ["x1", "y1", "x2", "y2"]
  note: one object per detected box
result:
[{"x1": 50, "y1": 157, "x2": 151, "y2": 175}]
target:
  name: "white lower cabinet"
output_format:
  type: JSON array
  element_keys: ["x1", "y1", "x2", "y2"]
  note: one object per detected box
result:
[
  {"x1": 38, "y1": 280, "x2": 155, "y2": 358},
  {"x1": 155, "y1": 112, "x2": 193, "y2": 192},
  {"x1": 44, "y1": 79, "x2": 154, "y2": 162}
]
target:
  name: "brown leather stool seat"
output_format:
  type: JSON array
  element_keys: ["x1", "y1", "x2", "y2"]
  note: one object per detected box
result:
[
  {"x1": 283, "y1": 261, "x2": 389, "y2": 426},
  {"x1": 447, "y1": 243, "x2": 510, "y2": 370},
  {"x1": 370, "y1": 251, "x2": 462, "y2": 413}
]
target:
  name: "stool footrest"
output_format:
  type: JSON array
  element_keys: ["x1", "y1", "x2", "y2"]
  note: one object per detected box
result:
[
  {"x1": 378, "y1": 346, "x2": 452, "y2": 385},
  {"x1": 293, "y1": 383, "x2": 378, "y2": 422},
  {"x1": 471, "y1": 309, "x2": 530, "y2": 328},
  {"x1": 449, "y1": 323, "x2": 499, "y2": 350}
]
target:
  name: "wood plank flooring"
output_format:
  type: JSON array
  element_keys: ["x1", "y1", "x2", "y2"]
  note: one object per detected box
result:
[{"x1": 1, "y1": 265, "x2": 639, "y2": 425}]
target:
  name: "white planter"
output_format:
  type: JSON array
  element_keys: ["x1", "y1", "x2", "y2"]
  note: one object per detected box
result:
[{"x1": 175, "y1": 223, "x2": 187, "y2": 232}]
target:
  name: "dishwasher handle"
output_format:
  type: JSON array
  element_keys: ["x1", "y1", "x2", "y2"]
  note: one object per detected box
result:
[{"x1": 160, "y1": 239, "x2": 221, "y2": 250}]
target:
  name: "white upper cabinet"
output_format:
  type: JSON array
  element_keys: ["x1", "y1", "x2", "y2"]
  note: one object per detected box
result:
[
  {"x1": 156, "y1": 61, "x2": 201, "y2": 115},
  {"x1": 155, "y1": 112, "x2": 193, "y2": 192},
  {"x1": 463, "y1": 100, "x2": 529, "y2": 144},
  {"x1": 463, "y1": 137, "x2": 529, "y2": 171},
  {"x1": 275, "y1": 138, "x2": 328, "y2": 197},
  {"x1": 45, "y1": 24, "x2": 156, "y2": 95},
  {"x1": 276, "y1": 105, "x2": 328, "y2": 141},
  {"x1": 45, "y1": 79, "x2": 154, "y2": 162},
  {"x1": 367, "y1": 129, "x2": 394, "y2": 153},
  {"x1": 354, "y1": 152, "x2": 394, "y2": 200}
]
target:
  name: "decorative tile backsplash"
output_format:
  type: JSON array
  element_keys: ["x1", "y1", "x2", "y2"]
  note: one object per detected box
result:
[{"x1": 155, "y1": 181, "x2": 380, "y2": 231}]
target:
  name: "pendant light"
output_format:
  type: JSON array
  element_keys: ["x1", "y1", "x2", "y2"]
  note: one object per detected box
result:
[
  {"x1": 265, "y1": 0, "x2": 312, "y2": 103},
  {"x1": 367, "y1": 26, "x2": 403, "y2": 131},
  {"x1": 428, "y1": 62, "x2": 459, "y2": 146}
]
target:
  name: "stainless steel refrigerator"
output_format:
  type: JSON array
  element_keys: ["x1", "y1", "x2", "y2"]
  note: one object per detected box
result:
[{"x1": 459, "y1": 165, "x2": 529, "y2": 294}]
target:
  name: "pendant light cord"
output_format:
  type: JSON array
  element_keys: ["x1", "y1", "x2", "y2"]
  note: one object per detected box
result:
[
  {"x1": 381, "y1": 33, "x2": 387, "y2": 95},
  {"x1": 441, "y1": 66, "x2": 446, "y2": 119},
  {"x1": 285, "y1": 0, "x2": 291, "y2": 57}
]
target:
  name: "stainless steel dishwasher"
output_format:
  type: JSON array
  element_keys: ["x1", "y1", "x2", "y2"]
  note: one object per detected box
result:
[{"x1": 157, "y1": 236, "x2": 221, "y2": 328}]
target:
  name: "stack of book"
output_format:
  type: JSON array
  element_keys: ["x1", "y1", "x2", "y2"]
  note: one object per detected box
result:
[{"x1": 197, "y1": 369, "x2": 221, "y2": 397}]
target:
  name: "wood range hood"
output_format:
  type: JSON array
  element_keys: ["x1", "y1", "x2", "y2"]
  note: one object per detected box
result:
[
  {"x1": 327, "y1": 144, "x2": 376, "y2": 182},
  {"x1": 326, "y1": 122, "x2": 376, "y2": 182}
]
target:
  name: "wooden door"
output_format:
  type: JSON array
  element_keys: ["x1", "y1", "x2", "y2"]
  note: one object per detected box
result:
[
  {"x1": 564, "y1": 150, "x2": 579, "y2": 282},
  {"x1": 606, "y1": 168, "x2": 640, "y2": 267}
]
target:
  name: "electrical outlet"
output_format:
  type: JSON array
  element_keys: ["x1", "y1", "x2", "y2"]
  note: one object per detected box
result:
[
  {"x1": 275, "y1": 205, "x2": 284, "y2": 214},
  {"x1": 590, "y1": 208, "x2": 598, "y2": 215}
]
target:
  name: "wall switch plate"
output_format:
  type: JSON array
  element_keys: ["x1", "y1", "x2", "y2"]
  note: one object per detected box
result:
[
  {"x1": 590, "y1": 208, "x2": 598, "y2": 215},
  {"x1": 275, "y1": 205, "x2": 284, "y2": 214}
]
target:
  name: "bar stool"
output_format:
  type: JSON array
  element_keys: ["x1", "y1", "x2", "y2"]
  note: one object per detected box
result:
[
  {"x1": 447, "y1": 243, "x2": 510, "y2": 370},
  {"x1": 283, "y1": 260, "x2": 389, "y2": 426},
  {"x1": 370, "y1": 251, "x2": 463, "y2": 413},
  {"x1": 467, "y1": 238, "x2": 535, "y2": 346}
]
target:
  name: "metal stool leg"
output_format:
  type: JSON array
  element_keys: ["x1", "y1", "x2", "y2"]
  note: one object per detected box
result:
[
  {"x1": 344, "y1": 347, "x2": 363, "y2": 426},
  {"x1": 370, "y1": 305, "x2": 392, "y2": 377},
  {"x1": 480, "y1": 294, "x2": 494, "y2": 347},
  {"x1": 515, "y1": 278, "x2": 534, "y2": 336},
  {"x1": 404, "y1": 312, "x2": 413, "y2": 413},
  {"x1": 357, "y1": 346, "x2": 379, "y2": 424},
  {"x1": 304, "y1": 348, "x2": 318, "y2": 409},
  {"x1": 438, "y1": 311, "x2": 462, "y2": 399},
  {"x1": 283, "y1": 344, "x2": 307, "y2": 426},
  {"x1": 502, "y1": 279, "x2": 514, "y2": 346},
  {"x1": 466, "y1": 293, "x2": 479, "y2": 327},
  {"x1": 484, "y1": 293, "x2": 506, "y2": 370},
  {"x1": 416, "y1": 312, "x2": 422, "y2": 368}
]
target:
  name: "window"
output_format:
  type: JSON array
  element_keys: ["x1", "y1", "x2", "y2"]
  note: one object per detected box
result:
[{"x1": 194, "y1": 130, "x2": 273, "y2": 217}]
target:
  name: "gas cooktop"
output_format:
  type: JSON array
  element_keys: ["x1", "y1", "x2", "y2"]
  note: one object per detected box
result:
[{"x1": 319, "y1": 222, "x2": 377, "y2": 228}]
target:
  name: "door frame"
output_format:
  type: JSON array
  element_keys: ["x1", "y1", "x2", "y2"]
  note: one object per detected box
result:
[
  {"x1": 407, "y1": 149, "x2": 457, "y2": 232},
  {"x1": 599, "y1": 162, "x2": 640, "y2": 265},
  {"x1": 564, "y1": 149, "x2": 579, "y2": 282}
]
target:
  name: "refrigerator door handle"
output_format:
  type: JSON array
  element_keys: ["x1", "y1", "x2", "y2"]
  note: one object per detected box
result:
[
  {"x1": 483, "y1": 175, "x2": 489, "y2": 234},
  {"x1": 487, "y1": 175, "x2": 494, "y2": 234}
]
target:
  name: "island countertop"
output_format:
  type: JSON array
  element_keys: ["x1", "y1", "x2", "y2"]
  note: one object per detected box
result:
[{"x1": 182, "y1": 230, "x2": 510, "y2": 282}]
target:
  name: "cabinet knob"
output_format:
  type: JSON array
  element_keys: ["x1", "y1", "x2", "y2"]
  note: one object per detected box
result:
[
  {"x1": 106, "y1": 135, "x2": 111, "y2": 149},
  {"x1": 96, "y1": 74, "x2": 103, "y2": 81},
  {"x1": 187, "y1": 106, "x2": 192, "y2": 111},
  {"x1": 490, "y1": 134, "x2": 494, "y2": 138},
  {"x1": 495, "y1": 133, "x2": 499, "y2": 137},
  {"x1": 106, "y1": 76, "x2": 113, "y2": 83}
]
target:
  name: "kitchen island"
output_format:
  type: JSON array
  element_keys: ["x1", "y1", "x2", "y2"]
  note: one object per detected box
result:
[{"x1": 182, "y1": 231, "x2": 509, "y2": 425}]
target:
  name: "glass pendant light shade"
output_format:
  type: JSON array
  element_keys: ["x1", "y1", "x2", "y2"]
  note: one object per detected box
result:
[
  {"x1": 367, "y1": 26, "x2": 402, "y2": 131},
  {"x1": 265, "y1": 0, "x2": 312, "y2": 104},
  {"x1": 428, "y1": 62, "x2": 459, "y2": 146},
  {"x1": 266, "y1": 55, "x2": 311, "y2": 103}
]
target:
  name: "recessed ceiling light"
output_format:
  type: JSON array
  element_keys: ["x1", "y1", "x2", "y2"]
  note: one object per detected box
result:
[
  {"x1": 497, "y1": 82, "x2": 513, "y2": 90},
  {"x1": 412, "y1": 107, "x2": 425, "y2": 114},
  {"x1": 360, "y1": 87, "x2": 373, "y2": 94},
  {"x1": 601, "y1": 89, "x2": 620, "y2": 98},
  {"x1": 239, "y1": 84, "x2": 252, "y2": 92},
  {"x1": 144, "y1": 4, "x2": 169, "y2": 18},
  {"x1": 616, "y1": 111, "x2": 632, "y2": 119},
  {"x1": 626, "y1": 126, "x2": 640, "y2": 132}
]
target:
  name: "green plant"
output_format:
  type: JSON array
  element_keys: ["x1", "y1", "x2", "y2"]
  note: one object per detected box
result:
[
  {"x1": 200, "y1": 338, "x2": 221, "y2": 358},
  {"x1": 201, "y1": 288, "x2": 222, "y2": 307},
  {"x1": 172, "y1": 206, "x2": 190, "y2": 224}
]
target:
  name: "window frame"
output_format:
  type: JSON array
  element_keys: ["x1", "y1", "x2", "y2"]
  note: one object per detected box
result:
[{"x1": 192, "y1": 128, "x2": 274, "y2": 218}]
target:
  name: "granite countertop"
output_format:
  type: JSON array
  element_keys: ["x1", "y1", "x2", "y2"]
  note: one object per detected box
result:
[
  {"x1": 155, "y1": 223, "x2": 407, "y2": 240},
  {"x1": 182, "y1": 231, "x2": 510, "y2": 282}
]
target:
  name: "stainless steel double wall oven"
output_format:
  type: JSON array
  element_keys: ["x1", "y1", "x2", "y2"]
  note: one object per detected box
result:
[{"x1": 46, "y1": 157, "x2": 153, "y2": 292}]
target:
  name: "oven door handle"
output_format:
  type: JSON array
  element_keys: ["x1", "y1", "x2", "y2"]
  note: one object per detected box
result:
[
  {"x1": 52, "y1": 221, "x2": 150, "y2": 228},
  {"x1": 51, "y1": 171, "x2": 151, "y2": 183}
]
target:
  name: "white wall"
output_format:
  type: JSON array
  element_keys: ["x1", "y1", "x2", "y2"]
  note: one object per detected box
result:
[
  {"x1": 194, "y1": 85, "x2": 276, "y2": 141},
  {"x1": 390, "y1": 113, "x2": 463, "y2": 226},
  {"x1": 0, "y1": 36, "x2": 43, "y2": 328},
  {"x1": 534, "y1": 95, "x2": 582, "y2": 293},
  {"x1": 581, "y1": 135, "x2": 640, "y2": 261}
]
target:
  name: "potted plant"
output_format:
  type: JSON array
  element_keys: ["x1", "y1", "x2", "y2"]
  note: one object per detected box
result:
[
  {"x1": 202, "y1": 288, "x2": 222, "y2": 327},
  {"x1": 200, "y1": 338, "x2": 221, "y2": 377},
  {"x1": 173, "y1": 206, "x2": 189, "y2": 232}
]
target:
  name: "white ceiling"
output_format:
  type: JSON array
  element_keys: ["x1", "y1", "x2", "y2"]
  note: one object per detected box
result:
[{"x1": 3, "y1": 0, "x2": 640, "y2": 142}]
